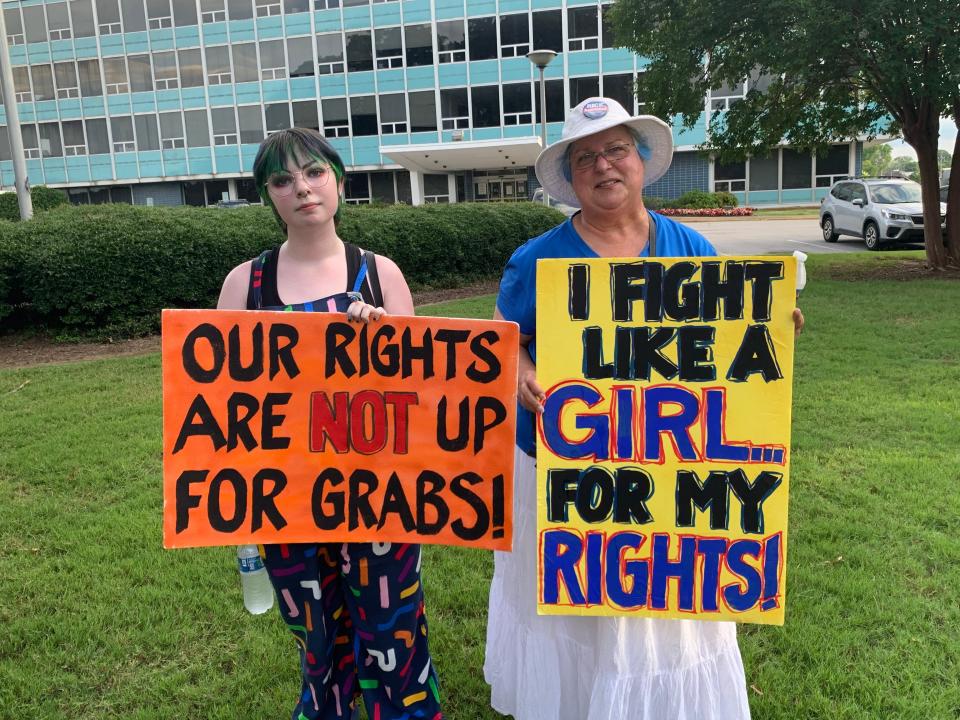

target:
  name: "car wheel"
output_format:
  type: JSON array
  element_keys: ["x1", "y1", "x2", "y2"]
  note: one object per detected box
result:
[
  {"x1": 821, "y1": 216, "x2": 839, "y2": 242},
  {"x1": 864, "y1": 221, "x2": 881, "y2": 251}
]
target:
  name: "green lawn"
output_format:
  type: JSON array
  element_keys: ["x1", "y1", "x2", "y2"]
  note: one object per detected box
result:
[
  {"x1": 1, "y1": 253, "x2": 958, "y2": 719},
  {"x1": 752, "y1": 207, "x2": 821, "y2": 217}
]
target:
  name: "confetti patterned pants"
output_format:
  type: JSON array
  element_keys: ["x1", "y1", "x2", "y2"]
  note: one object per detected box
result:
[{"x1": 263, "y1": 542, "x2": 443, "y2": 720}]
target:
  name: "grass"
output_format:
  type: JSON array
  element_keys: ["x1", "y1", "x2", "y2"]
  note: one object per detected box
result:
[
  {"x1": 752, "y1": 207, "x2": 821, "y2": 217},
  {"x1": 1, "y1": 252, "x2": 959, "y2": 719}
]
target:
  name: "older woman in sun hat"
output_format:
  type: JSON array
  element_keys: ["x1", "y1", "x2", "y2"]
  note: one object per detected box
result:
[{"x1": 482, "y1": 97, "x2": 799, "y2": 720}]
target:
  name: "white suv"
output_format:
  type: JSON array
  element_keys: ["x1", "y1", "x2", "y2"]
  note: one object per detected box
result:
[{"x1": 819, "y1": 178, "x2": 946, "y2": 250}]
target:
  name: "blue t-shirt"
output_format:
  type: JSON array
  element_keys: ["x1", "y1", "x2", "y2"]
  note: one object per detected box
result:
[{"x1": 497, "y1": 211, "x2": 717, "y2": 454}]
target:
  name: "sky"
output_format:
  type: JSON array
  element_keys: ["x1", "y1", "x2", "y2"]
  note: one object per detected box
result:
[{"x1": 886, "y1": 118, "x2": 958, "y2": 158}]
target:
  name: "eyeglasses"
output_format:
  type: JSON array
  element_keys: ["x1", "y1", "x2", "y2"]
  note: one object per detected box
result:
[
  {"x1": 571, "y1": 143, "x2": 634, "y2": 172},
  {"x1": 265, "y1": 165, "x2": 332, "y2": 196}
]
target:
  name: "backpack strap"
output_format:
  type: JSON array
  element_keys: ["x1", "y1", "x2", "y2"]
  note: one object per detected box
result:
[
  {"x1": 246, "y1": 249, "x2": 272, "y2": 310},
  {"x1": 362, "y1": 250, "x2": 384, "y2": 307},
  {"x1": 345, "y1": 242, "x2": 384, "y2": 307}
]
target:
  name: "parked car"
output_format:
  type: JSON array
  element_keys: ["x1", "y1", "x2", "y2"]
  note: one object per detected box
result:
[
  {"x1": 215, "y1": 199, "x2": 251, "y2": 209},
  {"x1": 819, "y1": 178, "x2": 947, "y2": 250},
  {"x1": 531, "y1": 188, "x2": 578, "y2": 217}
]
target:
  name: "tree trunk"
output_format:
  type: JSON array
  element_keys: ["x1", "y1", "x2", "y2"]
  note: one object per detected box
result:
[
  {"x1": 902, "y1": 109, "x2": 947, "y2": 269},
  {"x1": 946, "y1": 98, "x2": 960, "y2": 266}
]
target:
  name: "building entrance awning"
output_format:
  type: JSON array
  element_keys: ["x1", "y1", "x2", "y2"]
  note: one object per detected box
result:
[{"x1": 380, "y1": 136, "x2": 543, "y2": 174}]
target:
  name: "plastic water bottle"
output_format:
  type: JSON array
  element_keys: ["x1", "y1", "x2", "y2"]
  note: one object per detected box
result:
[
  {"x1": 793, "y1": 251, "x2": 808, "y2": 297},
  {"x1": 237, "y1": 545, "x2": 274, "y2": 615}
]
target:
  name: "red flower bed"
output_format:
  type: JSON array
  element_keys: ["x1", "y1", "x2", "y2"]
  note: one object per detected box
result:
[{"x1": 658, "y1": 207, "x2": 755, "y2": 217}]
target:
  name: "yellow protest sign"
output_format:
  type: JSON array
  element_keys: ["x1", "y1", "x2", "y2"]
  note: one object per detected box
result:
[{"x1": 536, "y1": 256, "x2": 796, "y2": 624}]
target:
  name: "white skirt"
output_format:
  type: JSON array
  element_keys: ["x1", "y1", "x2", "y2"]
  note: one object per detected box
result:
[{"x1": 484, "y1": 447, "x2": 752, "y2": 720}]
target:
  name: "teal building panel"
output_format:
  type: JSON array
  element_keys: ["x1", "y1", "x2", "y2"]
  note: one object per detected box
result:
[
  {"x1": 285, "y1": 13, "x2": 313, "y2": 36},
  {"x1": 202, "y1": 23, "x2": 229, "y2": 44},
  {"x1": 156, "y1": 90, "x2": 182, "y2": 111},
  {"x1": 26, "y1": 160, "x2": 44, "y2": 184},
  {"x1": 544, "y1": 61, "x2": 564, "y2": 79},
  {"x1": 180, "y1": 88, "x2": 207, "y2": 108},
  {"x1": 27, "y1": 45, "x2": 52, "y2": 64},
  {"x1": 567, "y1": 51, "x2": 600, "y2": 76},
  {"x1": 256, "y1": 16, "x2": 284, "y2": 40},
  {"x1": 236, "y1": 82, "x2": 263, "y2": 104},
  {"x1": 401, "y1": 0, "x2": 431, "y2": 22},
  {"x1": 441, "y1": 129, "x2": 466, "y2": 142},
  {"x1": 107, "y1": 95, "x2": 133, "y2": 114},
  {"x1": 314, "y1": 10, "x2": 342, "y2": 32},
  {"x1": 125, "y1": 32, "x2": 150, "y2": 53},
  {"x1": 330, "y1": 138, "x2": 353, "y2": 165},
  {"x1": 545, "y1": 120, "x2": 563, "y2": 143},
  {"x1": 0, "y1": 168, "x2": 12, "y2": 187},
  {"x1": 748, "y1": 190, "x2": 778, "y2": 205},
  {"x1": 35, "y1": 105, "x2": 60, "y2": 122},
  {"x1": 504, "y1": 124, "x2": 535, "y2": 138},
  {"x1": 347, "y1": 72, "x2": 376, "y2": 95},
  {"x1": 149, "y1": 29, "x2": 175, "y2": 50},
  {"x1": 781, "y1": 188, "x2": 814, "y2": 204},
  {"x1": 228, "y1": 20, "x2": 256, "y2": 41},
  {"x1": 469, "y1": 60, "x2": 499, "y2": 85},
  {"x1": 814, "y1": 187, "x2": 829, "y2": 201},
  {"x1": 290, "y1": 77, "x2": 318, "y2": 99},
  {"x1": 405, "y1": 67, "x2": 436, "y2": 90},
  {"x1": 188, "y1": 148, "x2": 214, "y2": 175},
  {"x1": 18, "y1": 106, "x2": 36, "y2": 122},
  {"x1": 74, "y1": 39, "x2": 99, "y2": 58},
  {"x1": 317, "y1": 75, "x2": 347, "y2": 96},
  {"x1": 342, "y1": 6, "x2": 372, "y2": 29},
  {"x1": 352, "y1": 138, "x2": 381, "y2": 165},
  {"x1": 472, "y1": 127, "x2": 501, "y2": 141},
  {"x1": 41, "y1": 159, "x2": 67, "y2": 183},
  {"x1": 499, "y1": 0, "x2": 530, "y2": 13},
  {"x1": 532, "y1": 0, "x2": 557, "y2": 7},
  {"x1": 501, "y1": 58, "x2": 532, "y2": 82},
  {"x1": 66, "y1": 157, "x2": 92, "y2": 182},
  {"x1": 731, "y1": 191, "x2": 746, "y2": 206},
  {"x1": 50, "y1": 40, "x2": 74, "y2": 61},
  {"x1": 0, "y1": 108, "x2": 6, "y2": 124},
  {"x1": 139, "y1": 152, "x2": 164, "y2": 177},
  {"x1": 98, "y1": 35, "x2": 125, "y2": 56},
  {"x1": 567, "y1": 0, "x2": 594, "y2": 5},
  {"x1": 240, "y1": 144, "x2": 259, "y2": 171},
  {"x1": 91, "y1": 155, "x2": 119, "y2": 179},
  {"x1": 81, "y1": 97, "x2": 106, "y2": 116},
  {"x1": 8, "y1": 45, "x2": 26, "y2": 64},
  {"x1": 57, "y1": 99, "x2": 82, "y2": 118},
  {"x1": 436, "y1": 2, "x2": 464, "y2": 19},
  {"x1": 131, "y1": 92, "x2": 158, "y2": 113},
  {"x1": 438, "y1": 64, "x2": 467, "y2": 87},
  {"x1": 409, "y1": 131, "x2": 439, "y2": 144},
  {"x1": 114, "y1": 157, "x2": 139, "y2": 179},
  {"x1": 372, "y1": 3, "x2": 402, "y2": 25},
  {"x1": 175, "y1": 26, "x2": 201, "y2": 47},
  {"x1": 377, "y1": 69, "x2": 405, "y2": 93},
  {"x1": 261, "y1": 80, "x2": 289, "y2": 102},
  {"x1": 467, "y1": 0, "x2": 497, "y2": 15},
  {"x1": 207, "y1": 85, "x2": 235, "y2": 106},
  {"x1": 601, "y1": 49, "x2": 634, "y2": 72},
  {"x1": 214, "y1": 146, "x2": 242, "y2": 173},
  {"x1": 162, "y1": 149, "x2": 189, "y2": 175},
  {"x1": 380, "y1": 134, "x2": 412, "y2": 146},
  {"x1": 673, "y1": 114, "x2": 706, "y2": 146}
]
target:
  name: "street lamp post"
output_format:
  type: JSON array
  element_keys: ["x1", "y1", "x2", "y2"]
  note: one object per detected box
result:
[
  {"x1": 0, "y1": 9, "x2": 33, "y2": 220},
  {"x1": 526, "y1": 49, "x2": 557, "y2": 206}
]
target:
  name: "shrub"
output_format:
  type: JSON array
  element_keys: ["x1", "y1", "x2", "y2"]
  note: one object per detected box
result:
[
  {"x1": 3, "y1": 201, "x2": 564, "y2": 338},
  {"x1": 0, "y1": 186, "x2": 69, "y2": 222}
]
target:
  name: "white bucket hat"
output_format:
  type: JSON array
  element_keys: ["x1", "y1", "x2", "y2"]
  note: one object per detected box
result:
[{"x1": 534, "y1": 97, "x2": 674, "y2": 208}]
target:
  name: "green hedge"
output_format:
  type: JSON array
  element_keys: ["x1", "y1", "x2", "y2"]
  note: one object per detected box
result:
[
  {"x1": 0, "y1": 201, "x2": 563, "y2": 338},
  {"x1": 645, "y1": 191, "x2": 739, "y2": 210},
  {"x1": 0, "y1": 186, "x2": 69, "y2": 221}
]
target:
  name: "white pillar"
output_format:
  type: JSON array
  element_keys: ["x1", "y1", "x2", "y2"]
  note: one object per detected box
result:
[
  {"x1": 447, "y1": 173, "x2": 457, "y2": 203},
  {"x1": 410, "y1": 170, "x2": 424, "y2": 206},
  {"x1": 227, "y1": 178, "x2": 238, "y2": 201}
]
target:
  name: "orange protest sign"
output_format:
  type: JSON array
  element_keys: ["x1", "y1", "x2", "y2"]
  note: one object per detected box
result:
[{"x1": 162, "y1": 309, "x2": 518, "y2": 551}]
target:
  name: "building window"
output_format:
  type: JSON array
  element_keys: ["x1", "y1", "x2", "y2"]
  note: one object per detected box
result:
[
  {"x1": 346, "y1": 31, "x2": 373, "y2": 72},
  {"x1": 499, "y1": 14, "x2": 529, "y2": 57},
  {"x1": 135, "y1": 114, "x2": 161, "y2": 151},
  {"x1": 173, "y1": 0, "x2": 198, "y2": 26},
  {"x1": 121, "y1": 0, "x2": 147, "y2": 31},
  {"x1": 4, "y1": 8, "x2": 25, "y2": 45},
  {"x1": 78, "y1": 60, "x2": 103, "y2": 97},
  {"x1": 342, "y1": 0, "x2": 367, "y2": 6},
  {"x1": 405, "y1": 24, "x2": 433, "y2": 67},
  {"x1": 96, "y1": 0, "x2": 122, "y2": 34},
  {"x1": 23, "y1": 6, "x2": 47, "y2": 43},
  {"x1": 601, "y1": 4, "x2": 615, "y2": 48},
  {"x1": 749, "y1": 155, "x2": 778, "y2": 191},
  {"x1": 345, "y1": 173, "x2": 371, "y2": 204},
  {"x1": 205, "y1": 46, "x2": 232, "y2": 84},
  {"x1": 287, "y1": 37, "x2": 314, "y2": 77},
  {"x1": 440, "y1": 88, "x2": 469, "y2": 130},
  {"x1": 154, "y1": 52, "x2": 179, "y2": 90},
  {"x1": 534, "y1": 79, "x2": 565, "y2": 123},
  {"x1": 710, "y1": 81, "x2": 745, "y2": 111},
  {"x1": 284, "y1": 0, "x2": 310, "y2": 13},
  {"x1": 184, "y1": 110, "x2": 210, "y2": 146},
  {"x1": 815, "y1": 145, "x2": 849, "y2": 187},
  {"x1": 103, "y1": 58, "x2": 129, "y2": 94},
  {"x1": 570, "y1": 76, "x2": 599, "y2": 107},
  {"x1": 232, "y1": 43, "x2": 259, "y2": 82},
  {"x1": 370, "y1": 172, "x2": 396, "y2": 203},
  {"x1": 179, "y1": 49, "x2": 204, "y2": 87},
  {"x1": 502, "y1": 82, "x2": 532, "y2": 125},
  {"x1": 350, "y1": 95, "x2": 378, "y2": 136},
  {"x1": 436, "y1": 20, "x2": 465, "y2": 63},
  {"x1": 782, "y1": 148, "x2": 812, "y2": 189},
  {"x1": 200, "y1": 0, "x2": 226, "y2": 22},
  {"x1": 227, "y1": 0, "x2": 254, "y2": 20},
  {"x1": 568, "y1": 6, "x2": 599, "y2": 51},
  {"x1": 603, "y1": 74, "x2": 634, "y2": 114},
  {"x1": 316, "y1": 34, "x2": 345, "y2": 74},
  {"x1": 259, "y1": 40, "x2": 286, "y2": 80},
  {"x1": 238, "y1": 105, "x2": 264, "y2": 143},
  {"x1": 292, "y1": 100, "x2": 320, "y2": 131},
  {"x1": 471, "y1": 85, "x2": 500, "y2": 129},
  {"x1": 70, "y1": 0, "x2": 97, "y2": 37},
  {"x1": 15, "y1": 67, "x2": 34, "y2": 103},
  {"x1": 714, "y1": 161, "x2": 746, "y2": 192},
  {"x1": 468, "y1": 17, "x2": 497, "y2": 61},
  {"x1": 39, "y1": 123, "x2": 63, "y2": 157},
  {"x1": 55, "y1": 62, "x2": 81, "y2": 99},
  {"x1": 147, "y1": 0, "x2": 174, "y2": 29},
  {"x1": 184, "y1": 181, "x2": 206, "y2": 206},
  {"x1": 112, "y1": 116, "x2": 136, "y2": 152},
  {"x1": 159, "y1": 111, "x2": 186, "y2": 149},
  {"x1": 531, "y1": 10, "x2": 561, "y2": 53},
  {"x1": 62, "y1": 120, "x2": 87, "y2": 155},
  {"x1": 211, "y1": 107, "x2": 238, "y2": 144},
  {"x1": 265, "y1": 102, "x2": 291, "y2": 133},
  {"x1": 129, "y1": 54, "x2": 154, "y2": 92},
  {"x1": 314, "y1": 0, "x2": 339, "y2": 9},
  {"x1": 32, "y1": 63, "x2": 57, "y2": 101},
  {"x1": 379, "y1": 94, "x2": 407, "y2": 134},
  {"x1": 409, "y1": 90, "x2": 437, "y2": 132},
  {"x1": 322, "y1": 97, "x2": 349, "y2": 137},
  {"x1": 255, "y1": 0, "x2": 281, "y2": 17},
  {"x1": 424, "y1": 174, "x2": 449, "y2": 203},
  {"x1": 47, "y1": 2, "x2": 73, "y2": 40},
  {"x1": 21, "y1": 125, "x2": 42, "y2": 160},
  {"x1": 86, "y1": 118, "x2": 110, "y2": 154},
  {"x1": 375, "y1": 27, "x2": 403, "y2": 69}
]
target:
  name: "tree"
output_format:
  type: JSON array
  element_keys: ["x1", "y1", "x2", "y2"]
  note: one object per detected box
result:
[
  {"x1": 862, "y1": 144, "x2": 893, "y2": 177},
  {"x1": 888, "y1": 156, "x2": 920, "y2": 181},
  {"x1": 610, "y1": 0, "x2": 960, "y2": 269},
  {"x1": 938, "y1": 148, "x2": 952, "y2": 171}
]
